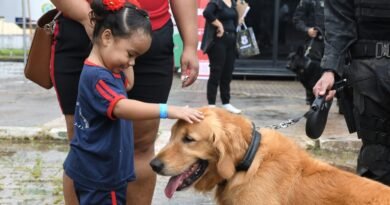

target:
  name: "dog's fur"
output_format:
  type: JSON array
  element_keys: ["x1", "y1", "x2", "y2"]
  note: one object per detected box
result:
[{"x1": 151, "y1": 107, "x2": 390, "y2": 205}]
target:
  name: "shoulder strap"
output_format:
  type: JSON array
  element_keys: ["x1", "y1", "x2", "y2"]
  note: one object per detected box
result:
[{"x1": 53, "y1": 10, "x2": 62, "y2": 21}]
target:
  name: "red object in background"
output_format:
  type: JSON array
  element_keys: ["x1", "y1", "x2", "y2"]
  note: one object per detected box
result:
[{"x1": 197, "y1": 0, "x2": 210, "y2": 79}]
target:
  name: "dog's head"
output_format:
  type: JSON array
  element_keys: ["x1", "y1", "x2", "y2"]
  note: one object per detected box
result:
[
  {"x1": 286, "y1": 45, "x2": 323, "y2": 91},
  {"x1": 150, "y1": 107, "x2": 253, "y2": 198},
  {"x1": 286, "y1": 45, "x2": 309, "y2": 75}
]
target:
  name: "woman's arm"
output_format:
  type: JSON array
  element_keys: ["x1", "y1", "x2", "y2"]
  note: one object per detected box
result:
[
  {"x1": 203, "y1": 2, "x2": 224, "y2": 37},
  {"x1": 50, "y1": 0, "x2": 93, "y2": 38},
  {"x1": 123, "y1": 67, "x2": 134, "y2": 91},
  {"x1": 170, "y1": 0, "x2": 199, "y2": 87}
]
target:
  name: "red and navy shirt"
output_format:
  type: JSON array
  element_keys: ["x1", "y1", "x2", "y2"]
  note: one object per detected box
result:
[
  {"x1": 63, "y1": 61, "x2": 135, "y2": 190},
  {"x1": 139, "y1": 0, "x2": 170, "y2": 30}
]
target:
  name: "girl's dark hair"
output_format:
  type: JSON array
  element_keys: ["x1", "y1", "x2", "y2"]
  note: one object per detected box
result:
[{"x1": 90, "y1": 0, "x2": 152, "y2": 42}]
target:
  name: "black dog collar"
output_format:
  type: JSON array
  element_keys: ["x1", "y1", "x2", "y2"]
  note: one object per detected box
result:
[{"x1": 236, "y1": 122, "x2": 261, "y2": 171}]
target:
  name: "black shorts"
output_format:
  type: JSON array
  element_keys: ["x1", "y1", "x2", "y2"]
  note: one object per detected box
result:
[
  {"x1": 52, "y1": 16, "x2": 91, "y2": 114},
  {"x1": 127, "y1": 20, "x2": 174, "y2": 103},
  {"x1": 74, "y1": 181, "x2": 126, "y2": 205}
]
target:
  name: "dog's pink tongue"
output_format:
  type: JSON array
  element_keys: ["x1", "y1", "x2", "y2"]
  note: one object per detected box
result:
[{"x1": 165, "y1": 174, "x2": 186, "y2": 198}]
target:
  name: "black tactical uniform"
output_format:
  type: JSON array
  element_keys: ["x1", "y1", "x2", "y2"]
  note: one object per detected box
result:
[
  {"x1": 292, "y1": 0, "x2": 325, "y2": 104},
  {"x1": 321, "y1": 0, "x2": 390, "y2": 185},
  {"x1": 292, "y1": 0, "x2": 324, "y2": 34}
]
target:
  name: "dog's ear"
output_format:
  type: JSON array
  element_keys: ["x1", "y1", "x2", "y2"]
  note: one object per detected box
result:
[{"x1": 213, "y1": 123, "x2": 242, "y2": 179}]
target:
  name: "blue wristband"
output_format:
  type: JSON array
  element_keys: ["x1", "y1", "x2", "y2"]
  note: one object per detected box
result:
[{"x1": 159, "y1": 104, "x2": 168, "y2": 119}]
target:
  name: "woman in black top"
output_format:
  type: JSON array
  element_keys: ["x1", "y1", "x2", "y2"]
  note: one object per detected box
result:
[{"x1": 203, "y1": 0, "x2": 241, "y2": 114}]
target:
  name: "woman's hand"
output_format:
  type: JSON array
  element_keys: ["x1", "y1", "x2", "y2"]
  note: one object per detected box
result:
[
  {"x1": 212, "y1": 19, "x2": 224, "y2": 38},
  {"x1": 216, "y1": 24, "x2": 224, "y2": 37},
  {"x1": 180, "y1": 48, "x2": 199, "y2": 88}
]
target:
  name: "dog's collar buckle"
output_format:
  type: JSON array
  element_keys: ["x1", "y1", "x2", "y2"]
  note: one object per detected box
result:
[{"x1": 236, "y1": 122, "x2": 261, "y2": 171}]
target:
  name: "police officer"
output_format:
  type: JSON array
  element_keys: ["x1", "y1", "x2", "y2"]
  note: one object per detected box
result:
[
  {"x1": 292, "y1": 0, "x2": 325, "y2": 105},
  {"x1": 292, "y1": 0, "x2": 324, "y2": 39},
  {"x1": 314, "y1": 0, "x2": 390, "y2": 185}
]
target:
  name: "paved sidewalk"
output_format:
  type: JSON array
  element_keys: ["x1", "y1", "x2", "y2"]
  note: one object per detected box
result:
[{"x1": 0, "y1": 62, "x2": 361, "y2": 204}]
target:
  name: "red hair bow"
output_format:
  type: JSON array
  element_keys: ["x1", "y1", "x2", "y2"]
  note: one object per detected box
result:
[{"x1": 103, "y1": 0, "x2": 126, "y2": 11}]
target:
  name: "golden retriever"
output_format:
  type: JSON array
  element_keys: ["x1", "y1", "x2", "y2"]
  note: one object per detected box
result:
[{"x1": 150, "y1": 107, "x2": 390, "y2": 205}]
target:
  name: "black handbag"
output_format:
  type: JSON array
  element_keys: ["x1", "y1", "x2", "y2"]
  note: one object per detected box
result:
[{"x1": 200, "y1": 21, "x2": 216, "y2": 54}]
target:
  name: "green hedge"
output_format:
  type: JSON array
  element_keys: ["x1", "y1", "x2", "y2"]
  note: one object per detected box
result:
[{"x1": 0, "y1": 49, "x2": 25, "y2": 57}]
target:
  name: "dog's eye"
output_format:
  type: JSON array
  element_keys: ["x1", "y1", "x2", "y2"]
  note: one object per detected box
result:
[{"x1": 182, "y1": 136, "x2": 195, "y2": 143}]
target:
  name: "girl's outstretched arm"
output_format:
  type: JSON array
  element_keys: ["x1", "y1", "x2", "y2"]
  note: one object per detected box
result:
[{"x1": 113, "y1": 99, "x2": 203, "y2": 123}]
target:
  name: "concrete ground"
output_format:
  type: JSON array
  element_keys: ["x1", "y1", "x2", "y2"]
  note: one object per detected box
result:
[{"x1": 0, "y1": 62, "x2": 361, "y2": 204}]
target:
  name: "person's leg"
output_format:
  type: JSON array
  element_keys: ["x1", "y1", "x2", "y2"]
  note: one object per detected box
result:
[
  {"x1": 64, "y1": 115, "x2": 75, "y2": 140},
  {"x1": 219, "y1": 33, "x2": 241, "y2": 114},
  {"x1": 219, "y1": 33, "x2": 236, "y2": 105},
  {"x1": 63, "y1": 173, "x2": 80, "y2": 205},
  {"x1": 53, "y1": 16, "x2": 90, "y2": 141},
  {"x1": 357, "y1": 144, "x2": 390, "y2": 186},
  {"x1": 207, "y1": 37, "x2": 226, "y2": 105},
  {"x1": 354, "y1": 96, "x2": 390, "y2": 186},
  {"x1": 126, "y1": 20, "x2": 174, "y2": 205},
  {"x1": 348, "y1": 58, "x2": 390, "y2": 186},
  {"x1": 126, "y1": 120, "x2": 159, "y2": 205},
  {"x1": 52, "y1": 16, "x2": 91, "y2": 205}
]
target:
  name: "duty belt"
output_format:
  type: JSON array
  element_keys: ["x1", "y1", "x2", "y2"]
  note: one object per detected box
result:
[{"x1": 350, "y1": 41, "x2": 390, "y2": 59}]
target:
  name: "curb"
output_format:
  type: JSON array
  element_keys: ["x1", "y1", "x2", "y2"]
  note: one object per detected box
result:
[
  {"x1": 299, "y1": 135, "x2": 361, "y2": 153},
  {"x1": 320, "y1": 136, "x2": 361, "y2": 152},
  {"x1": 0, "y1": 126, "x2": 68, "y2": 141},
  {"x1": 0, "y1": 126, "x2": 362, "y2": 152}
]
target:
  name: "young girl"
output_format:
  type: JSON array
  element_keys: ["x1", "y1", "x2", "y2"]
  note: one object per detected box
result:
[{"x1": 62, "y1": 0, "x2": 203, "y2": 204}]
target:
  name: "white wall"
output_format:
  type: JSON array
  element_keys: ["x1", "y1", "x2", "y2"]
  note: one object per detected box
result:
[
  {"x1": 0, "y1": 0, "x2": 55, "y2": 23},
  {"x1": 0, "y1": 35, "x2": 31, "y2": 49}
]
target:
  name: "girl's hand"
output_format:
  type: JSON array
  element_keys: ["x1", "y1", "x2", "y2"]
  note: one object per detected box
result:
[{"x1": 168, "y1": 106, "x2": 204, "y2": 124}]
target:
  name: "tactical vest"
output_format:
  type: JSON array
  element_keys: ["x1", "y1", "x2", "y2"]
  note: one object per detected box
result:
[{"x1": 354, "y1": 0, "x2": 390, "y2": 40}]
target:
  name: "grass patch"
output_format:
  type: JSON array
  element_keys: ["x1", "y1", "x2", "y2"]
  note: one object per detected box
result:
[
  {"x1": 0, "y1": 49, "x2": 26, "y2": 57},
  {"x1": 31, "y1": 157, "x2": 42, "y2": 179}
]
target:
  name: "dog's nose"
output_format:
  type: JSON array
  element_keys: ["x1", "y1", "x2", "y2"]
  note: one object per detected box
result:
[{"x1": 150, "y1": 158, "x2": 164, "y2": 173}]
